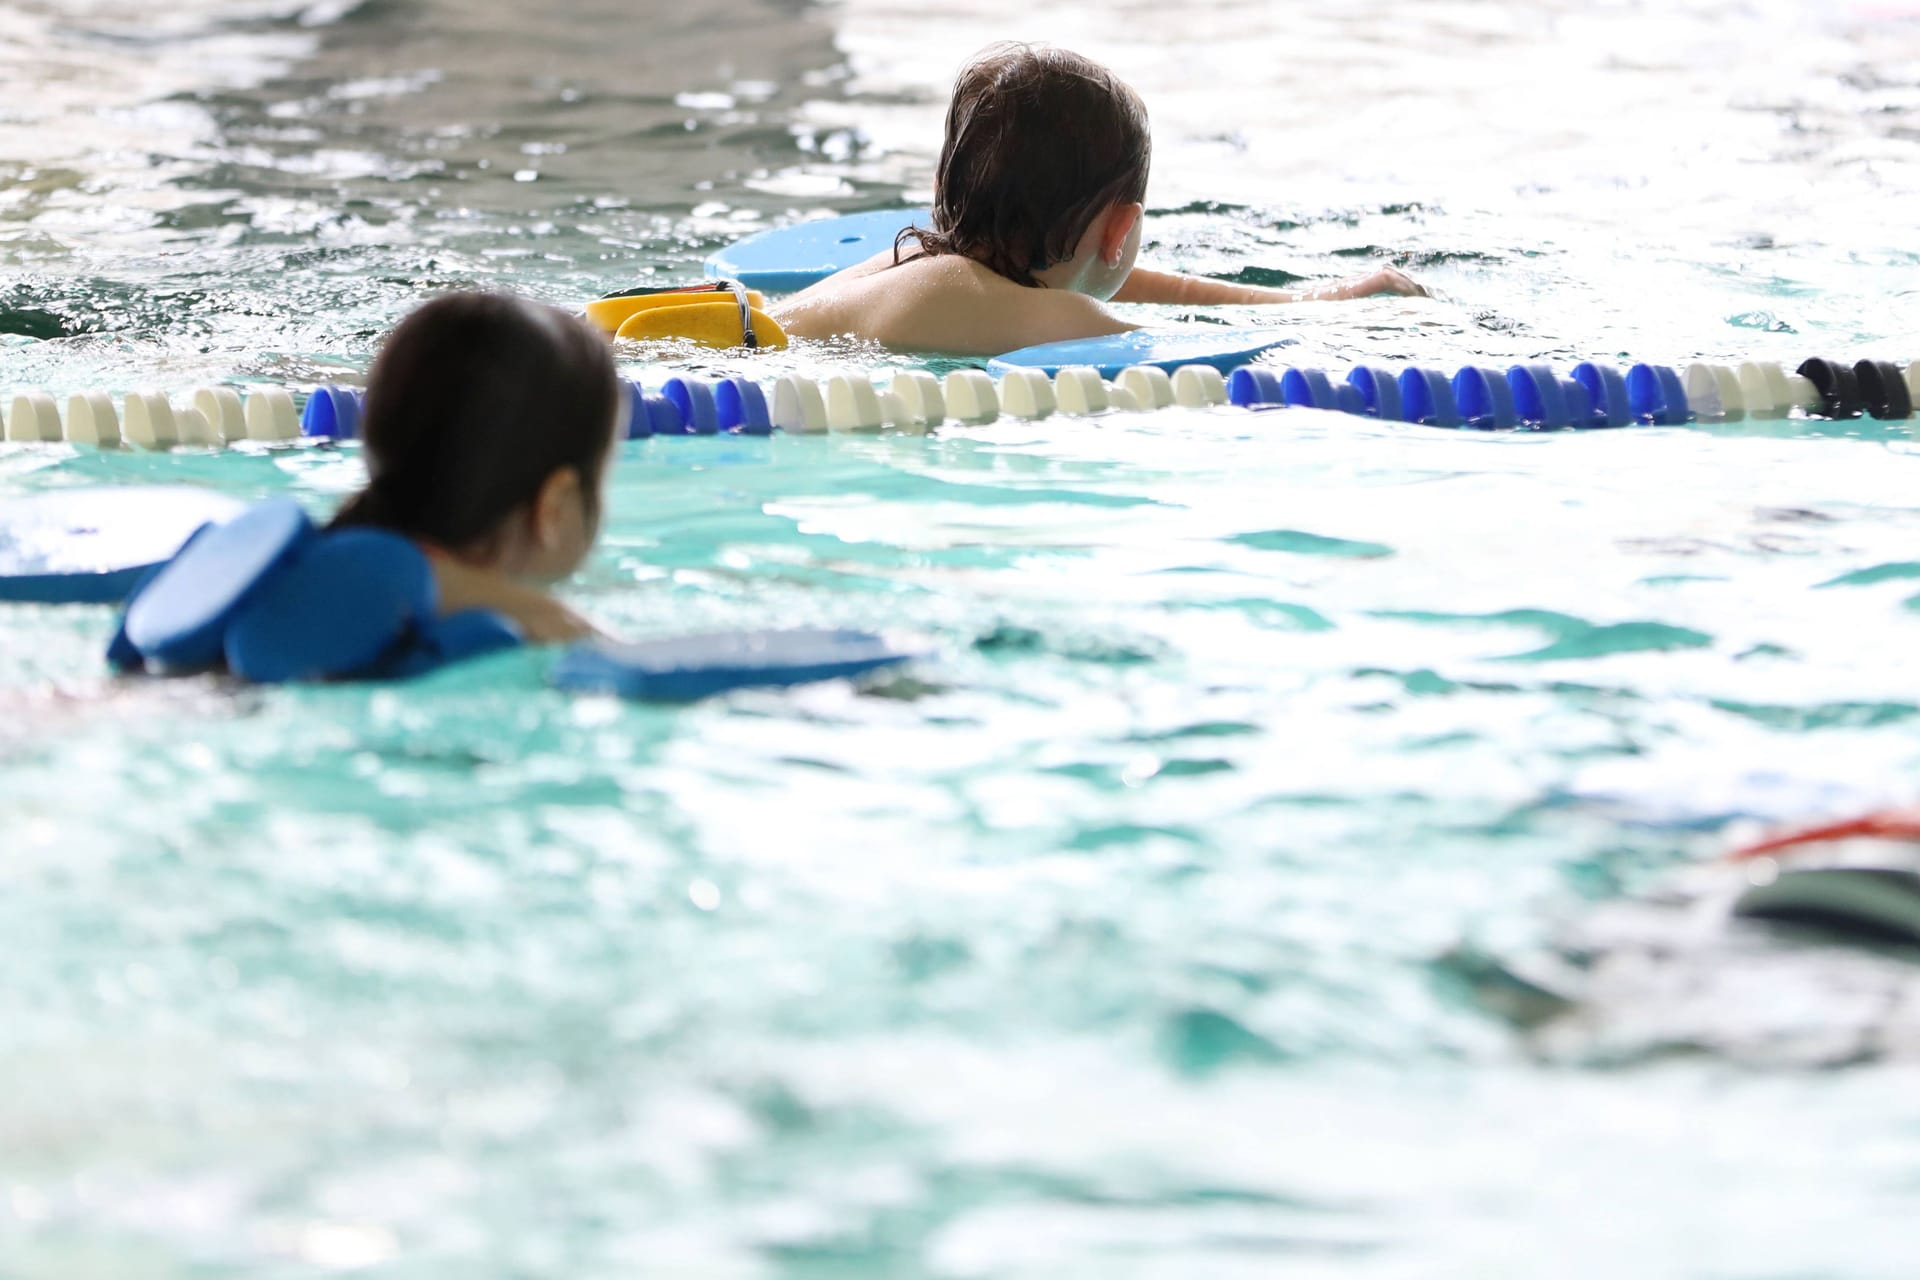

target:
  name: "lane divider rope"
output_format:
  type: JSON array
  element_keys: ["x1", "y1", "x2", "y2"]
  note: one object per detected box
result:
[{"x1": 4, "y1": 358, "x2": 1915, "y2": 448}]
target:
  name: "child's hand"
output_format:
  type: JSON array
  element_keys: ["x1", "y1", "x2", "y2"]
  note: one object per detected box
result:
[
  {"x1": 429, "y1": 555, "x2": 605, "y2": 644},
  {"x1": 497, "y1": 594, "x2": 603, "y2": 645},
  {"x1": 1317, "y1": 267, "x2": 1429, "y2": 301}
]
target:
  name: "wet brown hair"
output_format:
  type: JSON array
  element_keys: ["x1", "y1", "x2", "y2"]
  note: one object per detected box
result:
[
  {"x1": 330, "y1": 292, "x2": 621, "y2": 551},
  {"x1": 895, "y1": 43, "x2": 1151, "y2": 288}
]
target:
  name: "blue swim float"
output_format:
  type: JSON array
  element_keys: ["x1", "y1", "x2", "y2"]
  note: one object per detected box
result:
[
  {"x1": 0, "y1": 486, "x2": 247, "y2": 605},
  {"x1": 553, "y1": 628, "x2": 918, "y2": 701},
  {"x1": 989, "y1": 328, "x2": 1296, "y2": 380},
  {"x1": 703, "y1": 208, "x2": 929, "y2": 294}
]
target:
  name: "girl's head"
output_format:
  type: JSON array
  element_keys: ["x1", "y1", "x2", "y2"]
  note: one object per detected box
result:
[
  {"x1": 899, "y1": 43, "x2": 1151, "y2": 293},
  {"x1": 332, "y1": 292, "x2": 623, "y2": 582}
]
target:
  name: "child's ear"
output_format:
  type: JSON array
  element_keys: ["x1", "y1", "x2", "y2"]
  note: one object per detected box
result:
[
  {"x1": 531, "y1": 466, "x2": 584, "y2": 549},
  {"x1": 1101, "y1": 202, "x2": 1144, "y2": 268}
]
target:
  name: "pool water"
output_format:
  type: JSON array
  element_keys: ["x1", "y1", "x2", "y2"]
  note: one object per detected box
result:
[{"x1": 7, "y1": 0, "x2": 1920, "y2": 1274}]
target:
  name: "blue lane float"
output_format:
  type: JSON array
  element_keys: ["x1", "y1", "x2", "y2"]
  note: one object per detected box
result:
[
  {"x1": 1453, "y1": 366, "x2": 1519, "y2": 430},
  {"x1": 1571, "y1": 363, "x2": 1633, "y2": 428},
  {"x1": 715, "y1": 376, "x2": 772, "y2": 435},
  {"x1": 989, "y1": 327, "x2": 1295, "y2": 379},
  {"x1": 301, "y1": 386, "x2": 363, "y2": 440},
  {"x1": 1508, "y1": 364, "x2": 1586, "y2": 429},
  {"x1": 1226, "y1": 366, "x2": 1282, "y2": 408},
  {"x1": 622, "y1": 381, "x2": 654, "y2": 439},
  {"x1": 702, "y1": 208, "x2": 929, "y2": 293},
  {"x1": 660, "y1": 377, "x2": 721, "y2": 435},
  {"x1": 0, "y1": 486, "x2": 247, "y2": 605},
  {"x1": 1347, "y1": 366, "x2": 1403, "y2": 420},
  {"x1": 552, "y1": 629, "x2": 918, "y2": 701},
  {"x1": 1626, "y1": 363, "x2": 1691, "y2": 425},
  {"x1": 1398, "y1": 367, "x2": 1462, "y2": 428}
]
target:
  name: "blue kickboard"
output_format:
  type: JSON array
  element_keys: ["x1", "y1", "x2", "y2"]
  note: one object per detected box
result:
[
  {"x1": 0, "y1": 486, "x2": 248, "y2": 605},
  {"x1": 987, "y1": 327, "x2": 1297, "y2": 379},
  {"x1": 704, "y1": 208, "x2": 929, "y2": 294},
  {"x1": 552, "y1": 628, "x2": 917, "y2": 701}
]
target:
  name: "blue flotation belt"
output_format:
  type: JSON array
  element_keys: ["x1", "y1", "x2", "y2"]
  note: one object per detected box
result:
[{"x1": 107, "y1": 498, "x2": 521, "y2": 682}]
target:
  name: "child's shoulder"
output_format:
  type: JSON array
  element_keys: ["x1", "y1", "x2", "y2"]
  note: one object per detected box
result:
[{"x1": 775, "y1": 252, "x2": 1130, "y2": 356}]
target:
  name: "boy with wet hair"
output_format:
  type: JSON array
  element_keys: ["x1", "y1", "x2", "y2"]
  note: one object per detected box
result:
[{"x1": 775, "y1": 42, "x2": 1425, "y2": 356}]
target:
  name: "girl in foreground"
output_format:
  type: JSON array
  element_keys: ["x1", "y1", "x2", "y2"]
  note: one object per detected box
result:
[
  {"x1": 333, "y1": 292, "x2": 620, "y2": 642},
  {"x1": 774, "y1": 44, "x2": 1428, "y2": 357}
]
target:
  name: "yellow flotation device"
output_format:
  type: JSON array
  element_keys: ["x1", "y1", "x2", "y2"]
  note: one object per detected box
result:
[{"x1": 585, "y1": 280, "x2": 787, "y2": 350}]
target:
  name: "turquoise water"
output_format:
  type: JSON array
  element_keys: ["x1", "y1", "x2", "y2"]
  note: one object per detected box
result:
[{"x1": 8, "y1": 0, "x2": 1920, "y2": 1274}]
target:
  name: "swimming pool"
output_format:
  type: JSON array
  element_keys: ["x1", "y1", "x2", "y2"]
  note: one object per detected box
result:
[{"x1": 6, "y1": 0, "x2": 1920, "y2": 1273}]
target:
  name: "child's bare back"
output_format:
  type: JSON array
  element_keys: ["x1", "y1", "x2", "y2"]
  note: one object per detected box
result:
[{"x1": 772, "y1": 43, "x2": 1426, "y2": 358}]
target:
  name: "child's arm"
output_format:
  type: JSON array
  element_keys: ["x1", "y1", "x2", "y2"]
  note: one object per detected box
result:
[
  {"x1": 1113, "y1": 266, "x2": 1427, "y2": 305},
  {"x1": 429, "y1": 555, "x2": 602, "y2": 643}
]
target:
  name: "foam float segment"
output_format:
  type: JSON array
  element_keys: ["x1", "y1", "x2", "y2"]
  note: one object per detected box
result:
[
  {"x1": 1571, "y1": 363, "x2": 1632, "y2": 428},
  {"x1": 1170, "y1": 365, "x2": 1227, "y2": 407},
  {"x1": 0, "y1": 486, "x2": 247, "y2": 605},
  {"x1": 117, "y1": 498, "x2": 314, "y2": 672},
  {"x1": 888, "y1": 371, "x2": 946, "y2": 428},
  {"x1": 715, "y1": 376, "x2": 772, "y2": 435},
  {"x1": 1280, "y1": 368, "x2": 1341, "y2": 410},
  {"x1": 1116, "y1": 365, "x2": 1174, "y2": 410},
  {"x1": 825, "y1": 375, "x2": 885, "y2": 430},
  {"x1": 1398, "y1": 367, "x2": 1461, "y2": 428},
  {"x1": 1626, "y1": 364, "x2": 1691, "y2": 425},
  {"x1": 1227, "y1": 367, "x2": 1284, "y2": 407},
  {"x1": 1507, "y1": 364, "x2": 1571, "y2": 429},
  {"x1": 1052, "y1": 367, "x2": 1108, "y2": 415},
  {"x1": 193, "y1": 387, "x2": 247, "y2": 443},
  {"x1": 988, "y1": 327, "x2": 1295, "y2": 379},
  {"x1": 65, "y1": 392, "x2": 120, "y2": 447},
  {"x1": 1854, "y1": 359, "x2": 1913, "y2": 421},
  {"x1": 301, "y1": 386, "x2": 362, "y2": 440},
  {"x1": 1452, "y1": 366, "x2": 1519, "y2": 430},
  {"x1": 225, "y1": 529, "x2": 437, "y2": 684},
  {"x1": 1684, "y1": 363, "x2": 1743, "y2": 423},
  {"x1": 1347, "y1": 366, "x2": 1403, "y2": 420},
  {"x1": 703, "y1": 208, "x2": 930, "y2": 293},
  {"x1": 551, "y1": 628, "x2": 918, "y2": 701},
  {"x1": 772, "y1": 376, "x2": 830, "y2": 433},
  {"x1": 1797, "y1": 357, "x2": 1864, "y2": 419},
  {"x1": 941, "y1": 370, "x2": 999, "y2": 424},
  {"x1": 997, "y1": 368, "x2": 1054, "y2": 420},
  {"x1": 245, "y1": 388, "x2": 300, "y2": 442},
  {"x1": 643, "y1": 393, "x2": 683, "y2": 436},
  {"x1": 1736, "y1": 362, "x2": 1792, "y2": 419},
  {"x1": 660, "y1": 377, "x2": 720, "y2": 434},
  {"x1": 6, "y1": 392, "x2": 61, "y2": 443},
  {"x1": 174, "y1": 406, "x2": 220, "y2": 447},
  {"x1": 621, "y1": 381, "x2": 652, "y2": 439}
]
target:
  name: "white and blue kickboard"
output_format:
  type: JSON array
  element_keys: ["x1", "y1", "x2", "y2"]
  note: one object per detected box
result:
[
  {"x1": 703, "y1": 208, "x2": 928, "y2": 293},
  {"x1": 553, "y1": 628, "x2": 916, "y2": 701},
  {"x1": 0, "y1": 486, "x2": 247, "y2": 605},
  {"x1": 988, "y1": 327, "x2": 1296, "y2": 379}
]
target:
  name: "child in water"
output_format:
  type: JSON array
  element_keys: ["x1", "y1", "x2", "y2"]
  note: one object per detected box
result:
[
  {"x1": 773, "y1": 43, "x2": 1427, "y2": 356},
  {"x1": 331, "y1": 292, "x2": 621, "y2": 642}
]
